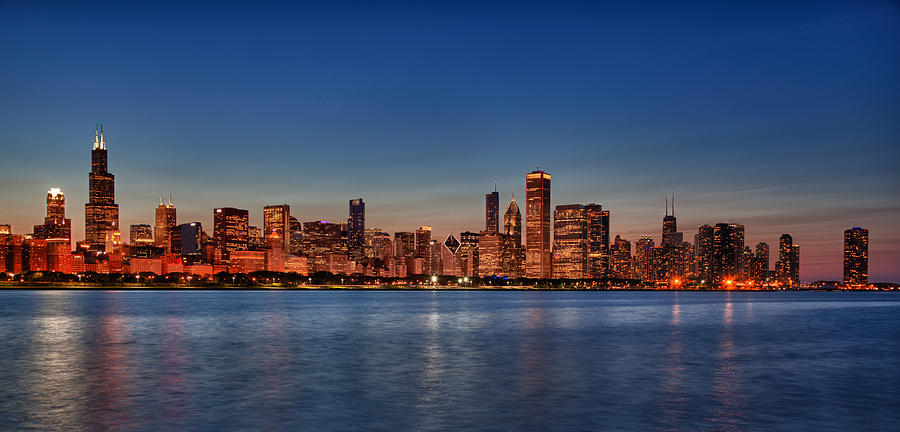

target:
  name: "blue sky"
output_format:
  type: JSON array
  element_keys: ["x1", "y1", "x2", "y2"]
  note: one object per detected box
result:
[{"x1": 1, "y1": 1, "x2": 898, "y2": 281}]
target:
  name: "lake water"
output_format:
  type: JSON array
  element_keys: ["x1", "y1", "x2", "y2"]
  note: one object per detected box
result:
[{"x1": 0, "y1": 290, "x2": 897, "y2": 431}]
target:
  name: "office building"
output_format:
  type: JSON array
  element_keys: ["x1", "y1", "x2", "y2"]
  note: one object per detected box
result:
[
  {"x1": 525, "y1": 168, "x2": 551, "y2": 278},
  {"x1": 155, "y1": 196, "x2": 177, "y2": 251},
  {"x1": 84, "y1": 124, "x2": 120, "y2": 249},
  {"x1": 264, "y1": 204, "x2": 291, "y2": 254},
  {"x1": 552, "y1": 204, "x2": 588, "y2": 279},
  {"x1": 843, "y1": 227, "x2": 868, "y2": 286},
  {"x1": 348, "y1": 199, "x2": 365, "y2": 261},
  {"x1": 213, "y1": 207, "x2": 249, "y2": 262}
]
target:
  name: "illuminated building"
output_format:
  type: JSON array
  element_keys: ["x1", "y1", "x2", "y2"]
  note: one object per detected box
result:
[
  {"x1": 0, "y1": 225, "x2": 10, "y2": 235},
  {"x1": 154, "y1": 196, "x2": 176, "y2": 250},
  {"x1": 394, "y1": 232, "x2": 415, "y2": 259},
  {"x1": 263, "y1": 204, "x2": 291, "y2": 254},
  {"x1": 301, "y1": 221, "x2": 345, "y2": 256},
  {"x1": 584, "y1": 203, "x2": 609, "y2": 278},
  {"x1": 752, "y1": 242, "x2": 770, "y2": 283},
  {"x1": 415, "y1": 226, "x2": 432, "y2": 273},
  {"x1": 552, "y1": 204, "x2": 588, "y2": 279},
  {"x1": 248, "y1": 226, "x2": 264, "y2": 249},
  {"x1": 458, "y1": 231, "x2": 479, "y2": 277},
  {"x1": 229, "y1": 250, "x2": 266, "y2": 273},
  {"x1": 501, "y1": 196, "x2": 524, "y2": 277},
  {"x1": 1, "y1": 234, "x2": 25, "y2": 274},
  {"x1": 348, "y1": 199, "x2": 365, "y2": 261},
  {"x1": 525, "y1": 168, "x2": 551, "y2": 278},
  {"x1": 130, "y1": 224, "x2": 153, "y2": 246},
  {"x1": 213, "y1": 207, "x2": 249, "y2": 262},
  {"x1": 478, "y1": 230, "x2": 502, "y2": 276},
  {"x1": 429, "y1": 239, "x2": 442, "y2": 275},
  {"x1": 485, "y1": 184, "x2": 499, "y2": 233},
  {"x1": 695, "y1": 225, "x2": 714, "y2": 284},
  {"x1": 711, "y1": 223, "x2": 744, "y2": 285},
  {"x1": 441, "y1": 234, "x2": 461, "y2": 276},
  {"x1": 634, "y1": 235, "x2": 656, "y2": 282},
  {"x1": 84, "y1": 124, "x2": 119, "y2": 249},
  {"x1": 26, "y1": 238, "x2": 48, "y2": 271},
  {"x1": 178, "y1": 222, "x2": 202, "y2": 258},
  {"x1": 843, "y1": 227, "x2": 868, "y2": 286},
  {"x1": 289, "y1": 216, "x2": 303, "y2": 255},
  {"x1": 776, "y1": 234, "x2": 799, "y2": 285},
  {"x1": 662, "y1": 194, "x2": 679, "y2": 246},
  {"x1": 33, "y1": 188, "x2": 72, "y2": 242},
  {"x1": 609, "y1": 235, "x2": 632, "y2": 279}
]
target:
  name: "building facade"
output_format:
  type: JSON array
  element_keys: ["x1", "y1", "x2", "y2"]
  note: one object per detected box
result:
[{"x1": 525, "y1": 169, "x2": 551, "y2": 278}]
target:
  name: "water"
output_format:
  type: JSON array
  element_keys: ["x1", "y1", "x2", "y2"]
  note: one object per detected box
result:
[{"x1": 0, "y1": 290, "x2": 897, "y2": 431}]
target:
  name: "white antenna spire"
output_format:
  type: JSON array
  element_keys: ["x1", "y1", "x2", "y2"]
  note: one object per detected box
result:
[
  {"x1": 99, "y1": 122, "x2": 105, "y2": 149},
  {"x1": 93, "y1": 124, "x2": 100, "y2": 150}
]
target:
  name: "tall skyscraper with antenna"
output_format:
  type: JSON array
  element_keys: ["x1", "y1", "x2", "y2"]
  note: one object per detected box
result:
[
  {"x1": 485, "y1": 179, "x2": 499, "y2": 233},
  {"x1": 662, "y1": 193, "x2": 678, "y2": 246},
  {"x1": 84, "y1": 124, "x2": 120, "y2": 249}
]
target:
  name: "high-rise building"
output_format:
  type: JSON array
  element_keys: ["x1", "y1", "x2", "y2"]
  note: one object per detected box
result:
[
  {"x1": 609, "y1": 235, "x2": 632, "y2": 279},
  {"x1": 84, "y1": 124, "x2": 119, "y2": 249},
  {"x1": 501, "y1": 196, "x2": 524, "y2": 277},
  {"x1": 478, "y1": 230, "x2": 502, "y2": 277},
  {"x1": 394, "y1": 232, "x2": 416, "y2": 259},
  {"x1": 415, "y1": 226, "x2": 432, "y2": 273},
  {"x1": 348, "y1": 199, "x2": 365, "y2": 261},
  {"x1": 0, "y1": 225, "x2": 10, "y2": 235},
  {"x1": 301, "y1": 221, "x2": 345, "y2": 257},
  {"x1": 213, "y1": 207, "x2": 249, "y2": 262},
  {"x1": 264, "y1": 204, "x2": 291, "y2": 255},
  {"x1": 129, "y1": 224, "x2": 154, "y2": 246},
  {"x1": 178, "y1": 222, "x2": 203, "y2": 257},
  {"x1": 712, "y1": 223, "x2": 744, "y2": 285},
  {"x1": 776, "y1": 234, "x2": 799, "y2": 286},
  {"x1": 525, "y1": 169, "x2": 551, "y2": 278},
  {"x1": 155, "y1": 196, "x2": 177, "y2": 251},
  {"x1": 843, "y1": 227, "x2": 868, "y2": 286},
  {"x1": 458, "y1": 231, "x2": 479, "y2": 277},
  {"x1": 33, "y1": 188, "x2": 72, "y2": 242},
  {"x1": 752, "y1": 242, "x2": 769, "y2": 283},
  {"x1": 485, "y1": 184, "x2": 499, "y2": 233},
  {"x1": 552, "y1": 204, "x2": 588, "y2": 279},
  {"x1": 661, "y1": 194, "x2": 679, "y2": 246},
  {"x1": 584, "y1": 203, "x2": 610, "y2": 278},
  {"x1": 634, "y1": 235, "x2": 656, "y2": 282},
  {"x1": 696, "y1": 225, "x2": 714, "y2": 284},
  {"x1": 289, "y1": 216, "x2": 303, "y2": 256}
]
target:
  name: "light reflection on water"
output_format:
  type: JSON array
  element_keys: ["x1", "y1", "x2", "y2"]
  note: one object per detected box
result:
[{"x1": 0, "y1": 290, "x2": 898, "y2": 431}]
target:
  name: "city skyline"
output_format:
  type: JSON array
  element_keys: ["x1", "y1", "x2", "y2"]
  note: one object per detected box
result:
[{"x1": 1, "y1": 1, "x2": 898, "y2": 281}]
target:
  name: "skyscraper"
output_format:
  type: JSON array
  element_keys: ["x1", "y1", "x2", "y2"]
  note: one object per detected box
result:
[
  {"x1": 155, "y1": 196, "x2": 177, "y2": 251},
  {"x1": 525, "y1": 168, "x2": 551, "y2": 278},
  {"x1": 552, "y1": 204, "x2": 588, "y2": 279},
  {"x1": 777, "y1": 234, "x2": 799, "y2": 286},
  {"x1": 84, "y1": 124, "x2": 119, "y2": 249},
  {"x1": 609, "y1": 235, "x2": 632, "y2": 279},
  {"x1": 843, "y1": 227, "x2": 868, "y2": 286},
  {"x1": 348, "y1": 199, "x2": 365, "y2": 261},
  {"x1": 33, "y1": 188, "x2": 71, "y2": 242},
  {"x1": 584, "y1": 203, "x2": 609, "y2": 278},
  {"x1": 264, "y1": 204, "x2": 291, "y2": 254},
  {"x1": 501, "y1": 196, "x2": 523, "y2": 277},
  {"x1": 752, "y1": 242, "x2": 770, "y2": 283},
  {"x1": 696, "y1": 225, "x2": 714, "y2": 284},
  {"x1": 485, "y1": 183, "x2": 499, "y2": 233},
  {"x1": 130, "y1": 224, "x2": 154, "y2": 246},
  {"x1": 394, "y1": 232, "x2": 415, "y2": 259},
  {"x1": 712, "y1": 223, "x2": 744, "y2": 285},
  {"x1": 415, "y1": 226, "x2": 432, "y2": 273},
  {"x1": 213, "y1": 207, "x2": 249, "y2": 262}
]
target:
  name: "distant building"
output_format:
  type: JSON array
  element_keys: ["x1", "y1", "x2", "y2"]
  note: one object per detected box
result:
[
  {"x1": 843, "y1": 227, "x2": 868, "y2": 286},
  {"x1": 394, "y1": 232, "x2": 416, "y2": 259},
  {"x1": 609, "y1": 235, "x2": 632, "y2": 279},
  {"x1": 552, "y1": 204, "x2": 588, "y2": 279},
  {"x1": 478, "y1": 230, "x2": 502, "y2": 277},
  {"x1": 752, "y1": 242, "x2": 770, "y2": 283},
  {"x1": 264, "y1": 204, "x2": 291, "y2": 254},
  {"x1": 130, "y1": 224, "x2": 153, "y2": 246},
  {"x1": 33, "y1": 188, "x2": 72, "y2": 242},
  {"x1": 501, "y1": 196, "x2": 524, "y2": 277},
  {"x1": 84, "y1": 124, "x2": 119, "y2": 249},
  {"x1": 301, "y1": 221, "x2": 345, "y2": 256},
  {"x1": 485, "y1": 187, "x2": 499, "y2": 233},
  {"x1": 695, "y1": 225, "x2": 714, "y2": 284},
  {"x1": 712, "y1": 223, "x2": 744, "y2": 285},
  {"x1": 525, "y1": 168, "x2": 551, "y2": 278},
  {"x1": 585, "y1": 203, "x2": 610, "y2": 278},
  {"x1": 348, "y1": 199, "x2": 365, "y2": 261},
  {"x1": 155, "y1": 196, "x2": 176, "y2": 250},
  {"x1": 458, "y1": 231, "x2": 479, "y2": 277},
  {"x1": 634, "y1": 235, "x2": 656, "y2": 282},
  {"x1": 776, "y1": 234, "x2": 799, "y2": 286},
  {"x1": 179, "y1": 222, "x2": 202, "y2": 257},
  {"x1": 415, "y1": 226, "x2": 432, "y2": 274},
  {"x1": 213, "y1": 207, "x2": 249, "y2": 262}
]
